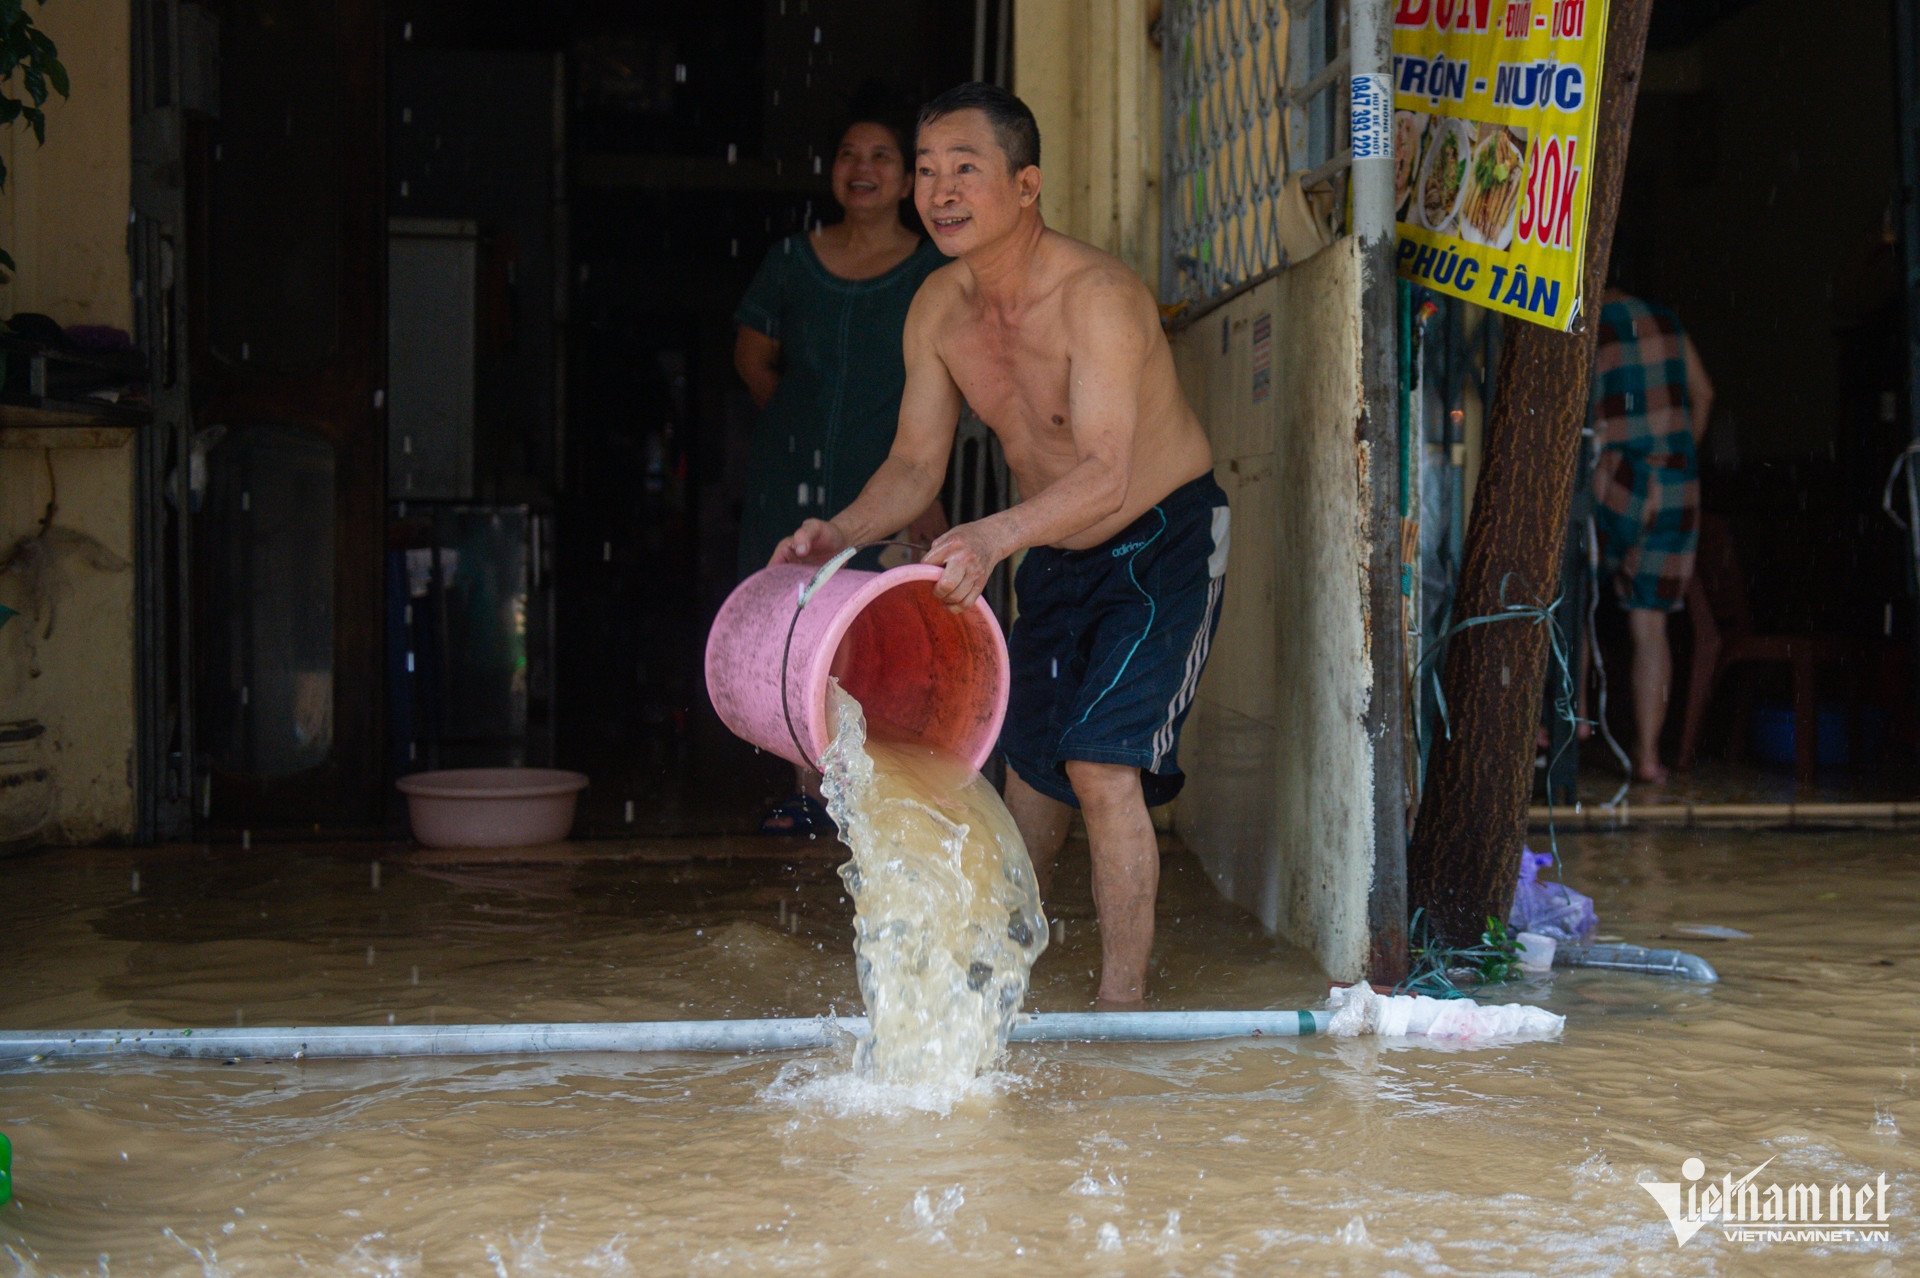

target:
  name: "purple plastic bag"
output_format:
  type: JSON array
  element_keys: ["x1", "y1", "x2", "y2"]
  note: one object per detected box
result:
[{"x1": 1509, "y1": 848, "x2": 1598, "y2": 943}]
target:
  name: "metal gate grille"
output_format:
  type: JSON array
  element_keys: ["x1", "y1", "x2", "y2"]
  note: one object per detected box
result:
[{"x1": 1161, "y1": 0, "x2": 1352, "y2": 304}]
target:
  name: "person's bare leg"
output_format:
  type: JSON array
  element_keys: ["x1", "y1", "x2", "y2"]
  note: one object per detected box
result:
[
  {"x1": 1627, "y1": 607, "x2": 1672, "y2": 784},
  {"x1": 1064, "y1": 760, "x2": 1157, "y2": 1005},
  {"x1": 1004, "y1": 766, "x2": 1071, "y2": 896}
]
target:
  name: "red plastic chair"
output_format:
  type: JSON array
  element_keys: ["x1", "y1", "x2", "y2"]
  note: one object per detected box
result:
[{"x1": 1675, "y1": 514, "x2": 1854, "y2": 788}]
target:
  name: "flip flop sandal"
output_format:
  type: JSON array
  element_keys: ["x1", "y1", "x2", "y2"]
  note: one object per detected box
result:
[{"x1": 758, "y1": 793, "x2": 835, "y2": 836}]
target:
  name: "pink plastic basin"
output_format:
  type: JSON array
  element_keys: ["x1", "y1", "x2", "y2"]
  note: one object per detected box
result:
[{"x1": 396, "y1": 768, "x2": 589, "y2": 848}]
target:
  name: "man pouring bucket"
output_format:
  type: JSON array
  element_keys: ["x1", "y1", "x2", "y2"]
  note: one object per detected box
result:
[{"x1": 773, "y1": 84, "x2": 1228, "y2": 1006}]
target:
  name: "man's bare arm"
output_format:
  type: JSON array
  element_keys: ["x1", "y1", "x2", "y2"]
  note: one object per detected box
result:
[
  {"x1": 771, "y1": 283, "x2": 963, "y2": 564},
  {"x1": 924, "y1": 272, "x2": 1146, "y2": 606}
]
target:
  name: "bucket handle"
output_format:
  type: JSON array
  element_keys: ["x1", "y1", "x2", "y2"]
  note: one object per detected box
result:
[{"x1": 779, "y1": 540, "x2": 926, "y2": 773}]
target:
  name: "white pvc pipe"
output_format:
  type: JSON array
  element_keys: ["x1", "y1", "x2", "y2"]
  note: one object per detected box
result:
[
  {"x1": 1556, "y1": 944, "x2": 1718, "y2": 983},
  {"x1": 0, "y1": 1010, "x2": 1331, "y2": 1064}
]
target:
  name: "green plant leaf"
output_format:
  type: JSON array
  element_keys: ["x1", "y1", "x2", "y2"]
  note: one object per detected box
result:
[
  {"x1": 4, "y1": 24, "x2": 31, "y2": 68},
  {"x1": 0, "y1": 246, "x2": 15, "y2": 277},
  {"x1": 46, "y1": 55, "x2": 66, "y2": 99}
]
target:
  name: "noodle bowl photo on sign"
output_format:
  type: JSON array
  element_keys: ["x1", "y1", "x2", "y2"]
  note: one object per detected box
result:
[
  {"x1": 1417, "y1": 117, "x2": 1471, "y2": 235},
  {"x1": 1393, "y1": 109, "x2": 1429, "y2": 221},
  {"x1": 1460, "y1": 122, "x2": 1527, "y2": 250}
]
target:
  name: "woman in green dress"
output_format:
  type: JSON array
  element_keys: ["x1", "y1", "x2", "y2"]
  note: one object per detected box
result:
[{"x1": 734, "y1": 113, "x2": 949, "y2": 831}]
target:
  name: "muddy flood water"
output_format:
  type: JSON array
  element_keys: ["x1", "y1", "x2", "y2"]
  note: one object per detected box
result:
[{"x1": 1, "y1": 824, "x2": 1914, "y2": 1275}]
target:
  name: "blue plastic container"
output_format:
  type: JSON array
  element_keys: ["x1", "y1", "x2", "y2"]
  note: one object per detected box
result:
[{"x1": 1751, "y1": 702, "x2": 1888, "y2": 769}]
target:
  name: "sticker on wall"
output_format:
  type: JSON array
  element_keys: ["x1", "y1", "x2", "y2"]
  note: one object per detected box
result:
[
  {"x1": 1350, "y1": 72, "x2": 1393, "y2": 163},
  {"x1": 1251, "y1": 312, "x2": 1273, "y2": 404}
]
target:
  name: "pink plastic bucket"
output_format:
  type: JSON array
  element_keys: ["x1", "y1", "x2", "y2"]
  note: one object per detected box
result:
[{"x1": 705, "y1": 562, "x2": 1009, "y2": 772}]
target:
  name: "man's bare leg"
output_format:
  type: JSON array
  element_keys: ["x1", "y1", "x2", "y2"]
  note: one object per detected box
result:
[
  {"x1": 1004, "y1": 766, "x2": 1071, "y2": 896},
  {"x1": 1063, "y1": 759, "x2": 1157, "y2": 1005},
  {"x1": 1627, "y1": 607, "x2": 1672, "y2": 784}
]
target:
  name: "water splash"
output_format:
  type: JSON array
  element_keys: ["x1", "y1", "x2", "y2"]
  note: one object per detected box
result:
[
  {"x1": 761, "y1": 1048, "x2": 1018, "y2": 1116},
  {"x1": 819, "y1": 682, "x2": 1047, "y2": 1092},
  {"x1": 907, "y1": 1185, "x2": 966, "y2": 1241}
]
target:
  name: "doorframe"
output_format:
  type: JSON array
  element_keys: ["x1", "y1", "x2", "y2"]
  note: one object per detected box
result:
[
  {"x1": 1895, "y1": 0, "x2": 1920, "y2": 721},
  {"x1": 129, "y1": 0, "x2": 200, "y2": 841}
]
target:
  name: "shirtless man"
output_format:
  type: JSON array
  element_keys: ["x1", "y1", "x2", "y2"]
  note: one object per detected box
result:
[{"x1": 771, "y1": 82, "x2": 1227, "y2": 1004}]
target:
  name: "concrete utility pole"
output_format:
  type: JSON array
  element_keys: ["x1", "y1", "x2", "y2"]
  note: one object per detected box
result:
[{"x1": 1405, "y1": 0, "x2": 1656, "y2": 945}]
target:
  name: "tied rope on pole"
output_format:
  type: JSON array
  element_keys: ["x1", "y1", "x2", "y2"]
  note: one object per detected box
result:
[
  {"x1": 777, "y1": 540, "x2": 930, "y2": 771},
  {"x1": 1413, "y1": 572, "x2": 1605, "y2": 867}
]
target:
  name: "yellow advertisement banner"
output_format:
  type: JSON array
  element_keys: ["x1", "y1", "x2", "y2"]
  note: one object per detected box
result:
[{"x1": 1391, "y1": 0, "x2": 1610, "y2": 330}]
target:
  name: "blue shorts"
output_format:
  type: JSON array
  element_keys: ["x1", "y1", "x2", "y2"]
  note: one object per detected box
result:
[{"x1": 1000, "y1": 473, "x2": 1230, "y2": 809}]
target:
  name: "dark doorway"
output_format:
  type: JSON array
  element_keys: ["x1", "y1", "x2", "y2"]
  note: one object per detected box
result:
[
  {"x1": 553, "y1": 0, "x2": 977, "y2": 833},
  {"x1": 161, "y1": 0, "x2": 986, "y2": 835},
  {"x1": 1596, "y1": 0, "x2": 1918, "y2": 776},
  {"x1": 186, "y1": 0, "x2": 389, "y2": 830}
]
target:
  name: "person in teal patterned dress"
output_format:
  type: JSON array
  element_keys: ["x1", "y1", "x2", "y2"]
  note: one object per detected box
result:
[
  {"x1": 1590, "y1": 289, "x2": 1714, "y2": 784},
  {"x1": 734, "y1": 113, "x2": 949, "y2": 830}
]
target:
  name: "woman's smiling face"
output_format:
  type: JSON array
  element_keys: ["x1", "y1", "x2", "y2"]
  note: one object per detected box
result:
[{"x1": 831, "y1": 122, "x2": 911, "y2": 215}]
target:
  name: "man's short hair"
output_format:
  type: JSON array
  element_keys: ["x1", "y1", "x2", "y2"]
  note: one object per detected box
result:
[{"x1": 917, "y1": 82, "x2": 1041, "y2": 172}]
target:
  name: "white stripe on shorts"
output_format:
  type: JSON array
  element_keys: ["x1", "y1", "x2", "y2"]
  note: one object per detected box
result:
[{"x1": 1151, "y1": 573, "x2": 1224, "y2": 770}]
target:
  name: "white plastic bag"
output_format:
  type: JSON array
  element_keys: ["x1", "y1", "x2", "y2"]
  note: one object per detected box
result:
[{"x1": 1325, "y1": 981, "x2": 1565, "y2": 1042}]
